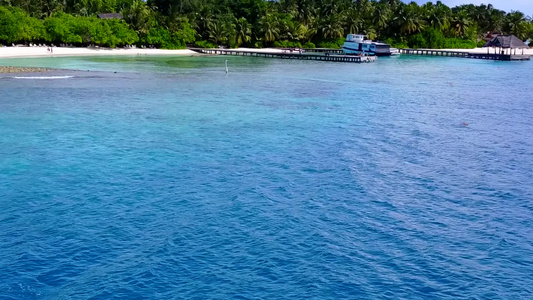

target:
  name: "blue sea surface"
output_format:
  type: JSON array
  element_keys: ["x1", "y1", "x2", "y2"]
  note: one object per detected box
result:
[{"x1": 1, "y1": 55, "x2": 532, "y2": 299}]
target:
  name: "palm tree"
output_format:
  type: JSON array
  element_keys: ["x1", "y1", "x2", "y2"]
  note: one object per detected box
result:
[
  {"x1": 505, "y1": 11, "x2": 526, "y2": 34},
  {"x1": 487, "y1": 7, "x2": 505, "y2": 33},
  {"x1": 425, "y1": 2, "x2": 451, "y2": 31},
  {"x1": 373, "y1": 2, "x2": 391, "y2": 36},
  {"x1": 208, "y1": 20, "x2": 227, "y2": 44},
  {"x1": 193, "y1": 7, "x2": 213, "y2": 40},
  {"x1": 475, "y1": 4, "x2": 491, "y2": 31},
  {"x1": 42, "y1": 0, "x2": 65, "y2": 17},
  {"x1": 344, "y1": 8, "x2": 362, "y2": 34},
  {"x1": 283, "y1": 20, "x2": 301, "y2": 41},
  {"x1": 450, "y1": 11, "x2": 470, "y2": 37},
  {"x1": 296, "y1": 0, "x2": 315, "y2": 25},
  {"x1": 259, "y1": 13, "x2": 280, "y2": 43},
  {"x1": 394, "y1": 3, "x2": 425, "y2": 34},
  {"x1": 364, "y1": 27, "x2": 377, "y2": 40},
  {"x1": 319, "y1": 0, "x2": 339, "y2": 17},
  {"x1": 355, "y1": 0, "x2": 373, "y2": 17},
  {"x1": 277, "y1": 0, "x2": 297, "y2": 15},
  {"x1": 298, "y1": 23, "x2": 316, "y2": 42},
  {"x1": 386, "y1": 0, "x2": 402, "y2": 12},
  {"x1": 123, "y1": 0, "x2": 152, "y2": 35},
  {"x1": 321, "y1": 14, "x2": 343, "y2": 39},
  {"x1": 234, "y1": 17, "x2": 251, "y2": 46}
]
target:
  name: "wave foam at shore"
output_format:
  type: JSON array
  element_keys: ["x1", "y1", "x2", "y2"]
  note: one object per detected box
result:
[{"x1": 13, "y1": 75, "x2": 73, "y2": 79}]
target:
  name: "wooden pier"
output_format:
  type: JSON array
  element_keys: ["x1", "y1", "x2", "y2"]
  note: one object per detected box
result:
[
  {"x1": 190, "y1": 48, "x2": 377, "y2": 63},
  {"x1": 301, "y1": 48, "x2": 343, "y2": 54},
  {"x1": 399, "y1": 48, "x2": 530, "y2": 61}
]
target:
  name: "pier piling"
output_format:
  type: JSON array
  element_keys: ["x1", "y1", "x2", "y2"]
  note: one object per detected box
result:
[
  {"x1": 398, "y1": 48, "x2": 530, "y2": 61},
  {"x1": 190, "y1": 48, "x2": 377, "y2": 63}
]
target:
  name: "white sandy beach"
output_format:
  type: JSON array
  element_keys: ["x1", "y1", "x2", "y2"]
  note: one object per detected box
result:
[
  {"x1": 421, "y1": 47, "x2": 533, "y2": 55},
  {"x1": 0, "y1": 46, "x2": 200, "y2": 58},
  {"x1": 0, "y1": 46, "x2": 286, "y2": 59},
  {"x1": 1, "y1": 45, "x2": 530, "y2": 59},
  {"x1": 224, "y1": 48, "x2": 284, "y2": 53},
  {"x1": 0, "y1": 46, "x2": 289, "y2": 59}
]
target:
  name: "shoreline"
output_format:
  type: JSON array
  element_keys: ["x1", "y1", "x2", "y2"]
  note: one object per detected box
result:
[
  {"x1": 1, "y1": 46, "x2": 529, "y2": 65},
  {"x1": 0, "y1": 46, "x2": 288, "y2": 60},
  {"x1": 0, "y1": 46, "x2": 286, "y2": 61},
  {"x1": 418, "y1": 47, "x2": 533, "y2": 55},
  {"x1": 0, "y1": 47, "x2": 201, "y2": 59}
]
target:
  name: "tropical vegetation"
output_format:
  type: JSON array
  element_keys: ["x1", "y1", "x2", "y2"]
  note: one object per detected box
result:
[{"x1": 0, "y1": 0, "x2": 532, "y2": 49}]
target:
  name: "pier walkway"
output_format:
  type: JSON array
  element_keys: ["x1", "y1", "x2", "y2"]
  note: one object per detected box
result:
[
  {"x1": 190, "y1": 48, "x2": 376, "y2": 63},
  {"x1": 399, "y1": 48, "x2": 530, "y2": 61},
  {"x1": 301, "y1": 48, "x2": 344, "y2": 54}
]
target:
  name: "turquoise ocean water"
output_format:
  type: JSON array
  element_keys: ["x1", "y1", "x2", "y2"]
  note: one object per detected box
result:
[{"x1": 1, "y1": 55, "x2": 532, "y2": 299}]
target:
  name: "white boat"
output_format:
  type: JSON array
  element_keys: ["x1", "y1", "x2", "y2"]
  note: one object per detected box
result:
[
  {"x1": 390, "y1": 48, "x2": 400, "y2": 56},
  {"x1": 342, "y1": 34, "x2": 394, "y2": 56}
]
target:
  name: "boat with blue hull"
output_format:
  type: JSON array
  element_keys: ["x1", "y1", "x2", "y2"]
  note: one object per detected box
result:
[{"x1": 342, "y1": 34, "x2": 394, "y2": 56}]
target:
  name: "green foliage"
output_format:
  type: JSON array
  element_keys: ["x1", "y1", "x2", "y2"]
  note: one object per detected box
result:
[
  {"x1": 44, "y1": 13, "x2": 137, "y2": 47},
  {"x1": 408, "y1": 33, "x2": 427, "y2": 48},
  {"x1": 384, "y1": 37, "x2": 409, "y2": 49},
  {"x1": 258, "y1": 13, "x2": 279, "y2": 44},
  {"x1": 422, "y1": 27, "x2": 445, "y2": 49},
  {"x1": 0, "y1": 6, "x2": 45, "y2": 43},
  {"x1": 407, "y1": 30, "x2": 477, "y2": 49},
  {"x1": 123, "y1": 0, "x2": 153, "y2": 36},
  {"x1": 303, "y1": 42, "x2": 315, "y2": 48},
  {"x1": 204, "y1": 14, "x2": 236, "y2": 47},
  {"x1": 44, "y1": 13, "x2": 83, "y2": 44},
  {"x1": 273, "y1": 40, "x2": 301, "y2": 48},
  {"x1": 234, "y1": 17, "x2": 251, "y2": 47},
  {"x1": 170, "y1": 18, "x2": 195, "y2": 48},
  {"x1": 317, "y1": 37, "x2": 345, "y2": 49},
  {"x1": 194, "y1": 40, "x2": 217, "y2": 48},
  {"x1": 1, "y1": 0, "x2": 532, "y2": 49},
  {"x1": 70, "y1": 0, "x2": 120, "y2": 16},
  {"x1": 144, "y1": 19, "x2": 195, "y2": 49},
  {"x1": 108, "y1": 19, "x2": 139, "y2": 46},
  {"x1": 145, "y1": 27, "x2": 169, "y2": 47},
  {"x1": 443, "y1": 38, "x2": 476, "y2": 49},
  {"x1": 392, "y1": 41, "x2": 409, "y2": 49}
]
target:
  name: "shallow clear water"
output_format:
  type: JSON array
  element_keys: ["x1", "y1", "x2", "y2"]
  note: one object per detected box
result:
[{"x1": 1, "y1": 55, "x2": 532, "y2": 299}]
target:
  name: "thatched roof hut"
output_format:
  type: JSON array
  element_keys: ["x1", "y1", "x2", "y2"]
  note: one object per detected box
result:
[
  {"x1": 483, "y1": 35, "x2": 528, "y2": 49},
  {"x1": 97, "y1": 13, "x2": 123, "y2": 20}
]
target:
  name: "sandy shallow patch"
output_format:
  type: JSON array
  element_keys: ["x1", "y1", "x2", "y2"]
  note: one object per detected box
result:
[{"x1": 0, "y1": 66, "x2": 53, "y2": 73}]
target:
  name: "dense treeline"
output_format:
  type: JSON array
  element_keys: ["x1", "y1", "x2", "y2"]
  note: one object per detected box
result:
[{"x1": 0, "y1": 0, "x2": 532, "y2": 49}]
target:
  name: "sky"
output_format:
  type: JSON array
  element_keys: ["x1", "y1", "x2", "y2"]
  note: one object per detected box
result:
[{"x1": 411, "y1": 0, "x2": 533, "y2": 15}]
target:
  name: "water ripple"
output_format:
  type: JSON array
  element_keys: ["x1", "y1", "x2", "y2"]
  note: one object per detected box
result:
[{"x1": 1, "y1": 56, "x2": 532, "y2": 298}]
